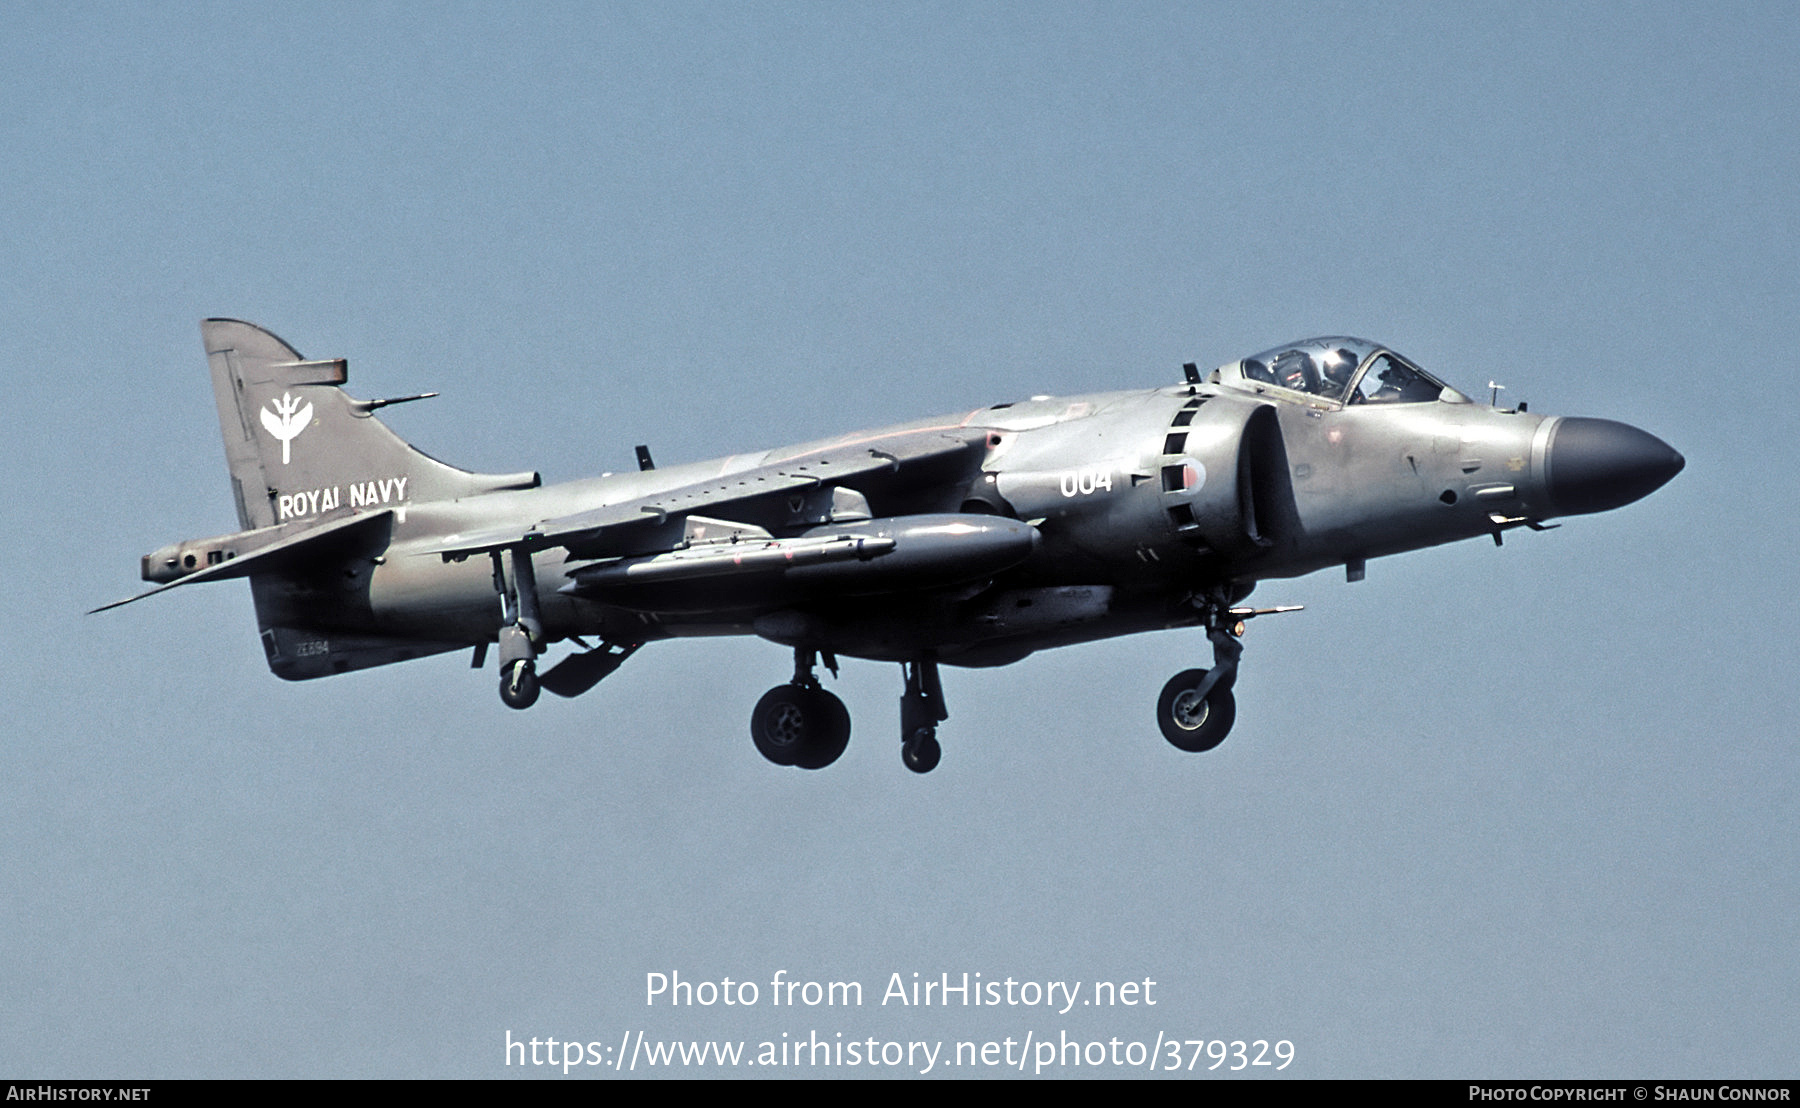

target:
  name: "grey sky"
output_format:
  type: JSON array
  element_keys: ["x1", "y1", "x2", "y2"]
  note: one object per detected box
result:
[{"x1": 3, "y1": 1, "x2": 1795, "y2": 1078}]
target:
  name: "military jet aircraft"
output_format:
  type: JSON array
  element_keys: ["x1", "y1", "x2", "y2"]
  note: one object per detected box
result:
[{"x1": 100, "y1": 320, "x2": 1683, "y2": 773}]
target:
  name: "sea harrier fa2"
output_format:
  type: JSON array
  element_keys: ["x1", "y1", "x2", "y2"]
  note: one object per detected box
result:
[{"x1": 100, "y1": 320, "x2": 1683, "y2": 773}]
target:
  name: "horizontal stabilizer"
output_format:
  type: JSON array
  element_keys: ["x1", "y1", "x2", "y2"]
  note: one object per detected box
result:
[{"x1": 91, "y1": 511, "x2": 392, "y2": 614}]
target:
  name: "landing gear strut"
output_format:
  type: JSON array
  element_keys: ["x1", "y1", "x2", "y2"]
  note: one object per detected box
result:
[
  {"x1": 1156, "y1": 593, "x2": 1299, "y2": 752},
  {"x1": 492, "y1": 547, "x2": 542, "y2": 710},
  {"x1": 750, "y1": 648, "x2": 851, "y2": 769},
  {"x1": 900, "y1": 656, "x2": 947, "y2": 774}
]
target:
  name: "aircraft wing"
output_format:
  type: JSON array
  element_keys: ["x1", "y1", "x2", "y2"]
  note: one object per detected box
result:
[{"x1": 427, "y1": 426, "x2": 987, "y2": 563}]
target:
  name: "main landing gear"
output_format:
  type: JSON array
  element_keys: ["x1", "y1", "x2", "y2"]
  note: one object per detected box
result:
[
  {"x1": 899, "y1": 656, "x2": 946, "y2": 774},
  {"x1": 1156, "y1": 593, "x2": 1300, "y2": 753},
  {"x1": 750, "y1": 650, "x2": 952, "y2": 774},
  {"x1": 750, "y1": 648, "x2": 851, "y2": 770}
]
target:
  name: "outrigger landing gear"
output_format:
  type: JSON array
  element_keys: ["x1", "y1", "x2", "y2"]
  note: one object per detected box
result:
[
  {"x1": 750, "y1": 648, "x2": 851, "y2": 770},
  {"x1": 492, "y1": 547, "x2": 542, "y2": 710},
  {"x1": 1157, "y1": 591, "x2": 1300, "y2": 752},
  {"x1": 900, "y1": 656, "x2": 947, "y2": 774}
]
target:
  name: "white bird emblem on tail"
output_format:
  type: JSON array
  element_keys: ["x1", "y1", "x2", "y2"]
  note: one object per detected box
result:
[{"x1": 260, "y1": 392, "x2": 313, "y2": 465}]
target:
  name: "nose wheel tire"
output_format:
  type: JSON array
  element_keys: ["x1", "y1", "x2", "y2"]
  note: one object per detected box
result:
[
  {"x1": 1157, "y1": 668, "x2": 1235, "y2": 752},
  {"x1": 500, "y1": 659, "x2": 540, "y2": 710},
  {"x1": 902, "y1": 728, "x2": 942, "y2": 774},
  {"x1": 751, "y1": 684, "x2": 851, "y2": 769}
]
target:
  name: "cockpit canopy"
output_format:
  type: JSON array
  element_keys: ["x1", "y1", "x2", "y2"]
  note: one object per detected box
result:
[{"x1": 1227, "y1": 337, "x2": 1466, "y2": 406}]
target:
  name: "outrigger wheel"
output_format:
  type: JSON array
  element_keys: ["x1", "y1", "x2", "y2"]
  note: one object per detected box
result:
[
  {"x1": 492, "y1": 546, "x2": 544, "y2": 711},
  {"x1": 500, "y1": 657, "x2": 540, "y2": 710}
]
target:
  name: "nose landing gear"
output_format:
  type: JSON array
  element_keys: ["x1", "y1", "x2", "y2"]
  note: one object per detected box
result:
[
  {"x1": 1157, "y1": 667, "x2": 1236, "y2": 752},
  {"x1": 1157, "y1": 595, "x2": 1300, "y2": 753}
]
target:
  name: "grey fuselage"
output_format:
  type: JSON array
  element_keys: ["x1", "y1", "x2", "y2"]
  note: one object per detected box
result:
[
  {"x1": 133, "y1": 326, "x2": 1681, "y2": 683},
  {"x1": 299, "y1": 376, "x2": 1567, "y2": 667}
]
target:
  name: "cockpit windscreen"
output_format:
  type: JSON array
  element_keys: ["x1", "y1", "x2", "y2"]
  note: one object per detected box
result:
[{"x1": 1238, "y1": 337, "x2": 1448, "y2": 405}]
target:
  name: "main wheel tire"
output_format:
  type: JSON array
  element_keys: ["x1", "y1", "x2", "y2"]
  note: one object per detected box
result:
[
  {"x1": 1157, "y1": 668, "x2": 1235, "y2": 752},
  {"x1": 751, "y1": 685, "x2": 812, "y2": 766},
  {"x1": 500, "y1": 659, "x2": 540, "y2": 710},
  {"x1": 902, "y1": 728, "x2": 941, "y2": 774},
  {"x1": 793, "y1": 687, "x2": 851, "y2": 770}
]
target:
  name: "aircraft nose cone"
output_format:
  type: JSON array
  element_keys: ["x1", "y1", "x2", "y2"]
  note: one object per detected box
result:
[{"x1": 1546, "y1": 417, "x2": 1685, "y2": 516}]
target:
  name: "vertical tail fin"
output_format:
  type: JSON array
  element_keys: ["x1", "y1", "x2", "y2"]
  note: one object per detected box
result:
[{"x1": 203, "y1": 319, "x2": 538, "y2": 529}]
